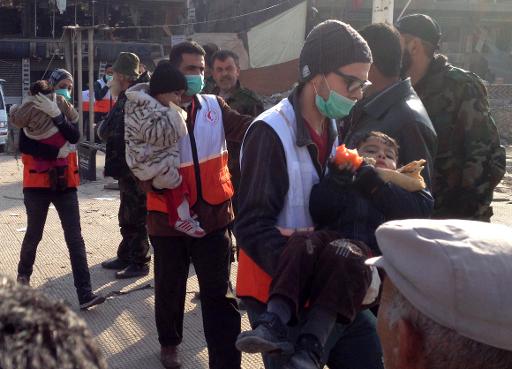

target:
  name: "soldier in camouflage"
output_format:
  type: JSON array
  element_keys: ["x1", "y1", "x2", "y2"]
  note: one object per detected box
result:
[
  {"x1": 210, "y1": 49, "x2": 264, "y2": 213},
  {"x1": 397, "y1": 14, "x2": 506, "y2": 221}
]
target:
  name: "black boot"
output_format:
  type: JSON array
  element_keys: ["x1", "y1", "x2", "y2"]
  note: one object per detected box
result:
[
  {"x1": 101, "y1": 258, "x2": 130, "y2": 270},
  {"x1": 283, "y1": 334, "x2": 323, "y2": 369},
  {"x1": 115, "y1": 263, "x2": 149, "y2": 279},
  {"x1": 235, "y1": 311, "x2": 294, "y2": 354}
]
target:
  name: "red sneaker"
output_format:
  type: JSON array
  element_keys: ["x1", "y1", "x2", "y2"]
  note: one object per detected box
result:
[{"x1": 175, "y1": 218, "x2": 206, "y2": 238}]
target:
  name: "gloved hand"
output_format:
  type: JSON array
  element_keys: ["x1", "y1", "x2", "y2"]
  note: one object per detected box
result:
[
  {"x1": 354, "y1": 162, "x2": 386, "y2": 195},
  {"x1": 57, "y1": 143, "x2": 71, "y2": 158},
  {"x1": 34, "y1": 93, "x2": 61, "y2": 118}
]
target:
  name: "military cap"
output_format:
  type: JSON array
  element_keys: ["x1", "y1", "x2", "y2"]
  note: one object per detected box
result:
[
  {"x1": 395, "y1": 13, "x2": 442, "y2": 49},
  {"x1": 113, "y1": 52, "x2": 140, "y2": 78},
  {"x1": 367, "y1": 219, "x2": 512, "y2": 351}
]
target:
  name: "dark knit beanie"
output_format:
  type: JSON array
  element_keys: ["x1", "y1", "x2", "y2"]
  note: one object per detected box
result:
[
  {"x1": 149, "y1": 61, "x2": 187, "y2": 96},
  {"x1": 395, "y1": 14, "x2": 442, "y2": 50},
  {"x1": 48, "y1": 68, "x2": 73, "y2": 87},
  {"x1": 299, "y1": 20, "x2": 372, "y2": 82}
]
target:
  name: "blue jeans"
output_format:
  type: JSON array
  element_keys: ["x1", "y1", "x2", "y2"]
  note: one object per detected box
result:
[{"x1": 243, "y1": 299, "x2": 383, "y2": 369}]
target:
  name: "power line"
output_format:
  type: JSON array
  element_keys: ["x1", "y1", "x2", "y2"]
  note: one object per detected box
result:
[{"x1": 104, "y1": 0, "x2": 295, "y2": 30}]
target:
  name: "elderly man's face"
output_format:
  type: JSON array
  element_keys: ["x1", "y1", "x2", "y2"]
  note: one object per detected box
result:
[
  {"x1": 377, "y1": 279, "x2": 426, "y2": 369},
  {"x1": 212, "y1": 57, "x2": 239, "y2": 93}
]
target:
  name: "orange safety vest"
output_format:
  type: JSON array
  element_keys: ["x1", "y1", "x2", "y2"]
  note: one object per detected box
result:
[
  {"x1": 146, "y1": 94, "x2": 234, "y2": 213},
  {"x1": 236, "y1": 249, "x2": 273, "y2": 303},
  {"x1": 82, "y1": 99, "x2": 113, "y2": 114},
  {"x1": 82, "y1": 86, "x2": 114, "y2": 114},
  {"x1": 22, "y1": 152, "x2": 80, "y2": 189}
]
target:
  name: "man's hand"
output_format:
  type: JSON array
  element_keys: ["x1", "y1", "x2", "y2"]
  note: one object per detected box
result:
[{"x1": 34, "y1": 93, "x2": 62, "y2": 118}]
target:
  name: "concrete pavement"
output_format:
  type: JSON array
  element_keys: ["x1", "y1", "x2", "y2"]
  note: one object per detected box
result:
[{"x1": 0, "y1": 152, "x2": 263, "y2": 369}]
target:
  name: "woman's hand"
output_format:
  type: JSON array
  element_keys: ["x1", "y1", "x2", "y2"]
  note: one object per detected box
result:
[{"x1": 33, "y1": 93, "x2": 61, "y2": 118}]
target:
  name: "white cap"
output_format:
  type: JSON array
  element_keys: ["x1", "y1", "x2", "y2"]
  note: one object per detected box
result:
[{"x1": 366, "y1": 219, "x2": 512, "y2": 351}]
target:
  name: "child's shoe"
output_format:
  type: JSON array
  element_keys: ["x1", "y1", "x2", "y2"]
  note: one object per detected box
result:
[
  {"x1": 175, "y1": 218, "x2": 206, "y2": 238},
  {"x1": 235, "y1": 311, "x2": 294, "y2": 355}
]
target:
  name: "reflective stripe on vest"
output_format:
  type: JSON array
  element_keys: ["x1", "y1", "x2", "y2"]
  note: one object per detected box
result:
[
  {"x1": 22, "y1": 152, "x2": 80, "y2": 189},
  {"x1": 236, "y1": 98, "x2": 338, "y2": 302},
  {"x1": 146, "y1": 94, "x2": 233, "y2": 213}
]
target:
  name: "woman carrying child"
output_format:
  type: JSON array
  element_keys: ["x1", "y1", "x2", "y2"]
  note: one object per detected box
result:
[{"x1": 12, "y1": 68, "x2": 105, "y2": 310}]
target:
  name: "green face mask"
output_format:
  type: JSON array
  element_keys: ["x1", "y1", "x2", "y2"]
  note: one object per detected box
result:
[
  {"x1": 55, "y1": 88, "x2": 72, "y2": 102},
  {"x1": 185, "y1": 74, "x2": 205, "y2": 96},
  {"x1": 315, "y1": 90, "x2": 355, "y2": 120}
]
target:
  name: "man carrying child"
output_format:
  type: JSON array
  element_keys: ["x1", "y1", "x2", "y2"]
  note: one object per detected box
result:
[{"x1": 235, "y1": 20, "x2": 385, "y2": 369}]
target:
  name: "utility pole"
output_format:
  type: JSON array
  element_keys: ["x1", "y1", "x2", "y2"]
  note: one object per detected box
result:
[
  {"x1": 87, "y1": 28, "x2": 94, "y2": 143},
  {"x1": 63, "y1": 25, "x2": 101, "y2": 181}
]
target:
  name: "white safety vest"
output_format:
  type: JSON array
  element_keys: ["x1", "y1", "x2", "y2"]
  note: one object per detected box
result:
[
  {"x1": 243, "y1": 98, "x2": 338, "y2": 229},
  {"x1": 96, "y1": 78, "x2": 112, "y2": 101},
  {"x1": 179, "y1": 94, "x2": 226, "y2": 167}
]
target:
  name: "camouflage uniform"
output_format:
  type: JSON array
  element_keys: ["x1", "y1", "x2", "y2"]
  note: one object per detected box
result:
[
  {"x1": 414, "y1": 55, "x2": 506, "y2": 221},
  {"x1": 97, "y1": 76, "x2": 151, "y2": 265},
  {"x1": 212, "y1": 82, "x2": 264, "y2": 213}
]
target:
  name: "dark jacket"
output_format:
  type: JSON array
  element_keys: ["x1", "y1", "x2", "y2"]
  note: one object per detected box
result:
[
  {"x1": 234, "y1": 85, "x2": 338, "y2": 276},
  {"x1": 309, "y1": 165, "x2": 434, "y2": 254},
  {"x1": 98, "y1": 74, "x2": 150, "y2": 179},
  {"x1": 342, "y1": 78, "x2": 437, "y2": 189},
  {"x1": 212, "y1": 81, "x2": 265, "y2": 208}
]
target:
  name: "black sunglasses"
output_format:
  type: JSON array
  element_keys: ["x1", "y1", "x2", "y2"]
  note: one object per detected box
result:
[{"x1": 332, "y1": 70, "x2": 372, "y2": 93}]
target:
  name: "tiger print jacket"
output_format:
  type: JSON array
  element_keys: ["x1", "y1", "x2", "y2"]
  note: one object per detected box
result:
[{"x1": 124, "y1": 83, "x2": 188, "y2": 190}]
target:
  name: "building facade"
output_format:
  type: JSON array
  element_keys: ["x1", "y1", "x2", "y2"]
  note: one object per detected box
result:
[{"x1": 0, "y1": 0, "x2": 186, "y2": 104}]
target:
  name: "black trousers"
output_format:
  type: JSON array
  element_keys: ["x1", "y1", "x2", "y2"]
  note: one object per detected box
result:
[
  {"x1": 151, "y1": 228, "x2": 241, "y2": 369},
  {"x1": 117, "y1": 174, "x2": 150, "y2": 265},
  {"x1": 18, "y1": 190, "x2": 93, "y2": 302}
]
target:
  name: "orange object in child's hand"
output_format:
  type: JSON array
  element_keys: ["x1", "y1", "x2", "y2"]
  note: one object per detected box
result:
[{"x1": 333, "y1": 144, "x2": 364, "y2": 169}]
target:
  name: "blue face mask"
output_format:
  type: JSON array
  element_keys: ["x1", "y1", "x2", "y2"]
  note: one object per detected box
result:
[
  {"x1": 314, "y1": 78, "x2": 355, "y2": 119},
  {"x1": 105, "y1": 75, "x2": 113, "y2": 82},
  {"x1": 55, "y1": 88, "x2": 72, "y2": 102},
  {"x1": 185, "y1": 74, "x2": 205, "y2": 96}
]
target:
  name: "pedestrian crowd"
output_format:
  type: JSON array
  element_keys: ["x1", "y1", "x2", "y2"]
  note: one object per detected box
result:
[{"x1": 3, "y1": 12, "x2": 511, "y2": 369}]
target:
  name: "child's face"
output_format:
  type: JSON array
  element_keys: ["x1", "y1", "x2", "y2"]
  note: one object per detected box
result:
[
  {"x1": 358, "y1": 136, "x2": 398, "y2": 170},
  {"x1": 156, "y1": 90, "x2": 185, "y2": 107}
]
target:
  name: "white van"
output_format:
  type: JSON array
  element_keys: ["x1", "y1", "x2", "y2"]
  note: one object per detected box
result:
[{"x1": 0, "y1": 79, "x2": 7, "y2": 149}]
